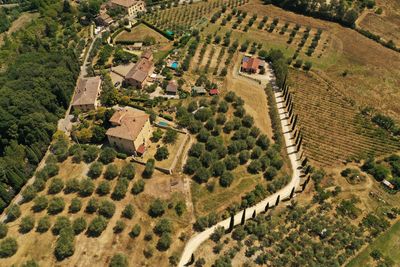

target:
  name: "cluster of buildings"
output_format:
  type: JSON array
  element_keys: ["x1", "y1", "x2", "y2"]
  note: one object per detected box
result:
[
  {"x1": 125, "y1": 50, "x2": 154, "y2": 89},
  {"x1": 96, "y1": 0, "x2": 146, "y2": 26}
]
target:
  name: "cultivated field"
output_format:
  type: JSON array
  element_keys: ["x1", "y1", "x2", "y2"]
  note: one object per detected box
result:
[
  {"x1": 290, "y1": 69, "x2": 400, "y2": 167},
  {"x1": 0, "y1": 153, "x2": 192, "y2": 266},
  {"x1": 357, "y1": 0, "x2": 400, "y2": 46}
]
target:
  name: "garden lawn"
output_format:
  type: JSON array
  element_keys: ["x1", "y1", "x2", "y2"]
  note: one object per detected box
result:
[{"x1": 347, "y1": 219, "x2": 400, "y2": 266}]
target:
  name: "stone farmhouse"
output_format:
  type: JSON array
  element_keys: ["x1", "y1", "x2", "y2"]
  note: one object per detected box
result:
[
  {"x1": 109, "y1": 0, "x2": 146, "y2": 17},
  {"x1": 240, "y1": 56, "x2": 265, "y2": 74},
  {"x1": 71, "y1": 76, "x2": 102, "y2": 112},
  {"x1": 106, "y1": 108, "x2": 152, "y2": 156},
  {"x1": 125, "y1": 50, "x2": 154, "y2": 89}
]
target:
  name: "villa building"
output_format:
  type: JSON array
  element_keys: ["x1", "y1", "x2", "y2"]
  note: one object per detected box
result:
[
  {"x1": 71, "y1": 76, "x2": 102, "y2": 112},
  {"x1": 106, "y1": 108, "x2": 152, "y2": 155}
]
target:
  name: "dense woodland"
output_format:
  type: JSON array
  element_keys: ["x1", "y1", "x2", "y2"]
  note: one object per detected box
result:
[
  {"x1": 0, "y1": 0, "x2": 80, "y2": 211},
  {"x1": 264, "y1": 0, "x2": 375, "y2": 27}
]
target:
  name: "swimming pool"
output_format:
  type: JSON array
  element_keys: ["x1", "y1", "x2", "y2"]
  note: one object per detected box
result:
[{"x1": 171, "y1": 61, "x2": 179, "y2": 69}]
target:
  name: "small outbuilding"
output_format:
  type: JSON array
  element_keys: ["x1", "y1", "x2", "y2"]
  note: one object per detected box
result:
[
  {"x1": 166, "y1": 80, "x2": 178, "y2": 95},
  {"x1": 192, "y1": 86, "x2": 207, "y2": 95},
  {"x1": 209, "y1": 88, "x2": 219, "y2": 95}
]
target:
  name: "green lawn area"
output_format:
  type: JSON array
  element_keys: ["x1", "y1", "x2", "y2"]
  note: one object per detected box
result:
[
  {"x1": 191, "y1": 166, "x2": 263, "y2": 216},
  {"x1": 347, "y1": 220, "x2": 400, "y2": 267}
]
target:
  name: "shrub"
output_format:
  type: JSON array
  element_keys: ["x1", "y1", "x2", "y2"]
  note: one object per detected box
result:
[
  {"x1": 264, "y1": 166, "x2": 278, "y2": 180},
  {"x1": 87, "y1": 216, "x2": 108, "y2": 237},
  {"x1": 99, "y1": 147, "x2": 117, "y2": 164},
  {"x1": 79, "y1": 178, "x2": 95, "y2": 197},
  {"x1": 0, "y1": 223, "x2": 7, "y2": 239},
  {"x1": 163, "y1": 129, "x2": 178, "y2": 144},
  {"x1": 193, "y1": 167, "x2": 210, "y2": 183},
  {"x1": 248, "y1": 160, "x2": 262, "y2": 174},
  {"x1": 96, "y1": 181, "x2": 111, "y2": 196},
  {"x1": 36, "y1": 216, "x2": 51, "y2": 233},
  {"x1": 120, "y1": 163, "x2": 135, "y2": 180},
  {"x1": 303, "y1": 61, "x2": 312, "y2": 71},
  {"x1": 0, "y1": 238, "x2": 18, "y2": 258},
  {"x1": 6, "y1": 204, "x2": 21, "y2": 222},
  {"x1": 155, "y1": 146, "x2": 169, "y2": 161},
  {"x1": 69, "y1": 198, "x2": 82, "y2": 213},
  {"x1": 64, "y1": 178, "x2": 80, "y2": 193},
  {"x1": 32, "y1": 196, "x2": 48, "y2": 212},
  {"x1": 72, "y1": 217, "x2": 87, "y2": 235},
  {"x1": 154, "y1": 219, "x2": 172, "y2": 236},
  {"x1": 85, "y1": 198, "x2": 99, "y2": 214},
  {"x1": 122, "y1": 204, "x2": 135, "y2": 219},
  {"x1": 111, "y1": 178, "x2": 129, "y2": 200},
  {"x1": 157, "y1": 233, "x2": 172, "y2": 251},
  {"x1": 98, "y1": 200, "x2": 116, "y2": 218},
  {"x1": 184, "y1": 157, "x2": 202, "y2": 175},
  {"x1": 113, "y1": 220, "x2": 126, "y2": 234},
  {"x1": 129, "y1": 224, "x2": 141, "y2": 238},
  {"x1": 131, "y1": 180, "x2": 145, "y2": 195},
  {"x1": 48, "y1": 177, "x2": 64, "y2": 194},
  {"x1": 219, "y1": 172, "x2": 234, "y2": 187},
  {"x1": 175, "y1": 201, "x2": 186, "y2": 217},
  {"x1": 148, "y1": 199, "x2": 166, "y2": 217},
  {"x1": 142, "y1": 159, "x2": 155, "y2": 178},
  {"x1": 21, "y1": 185, "x2": 37, "y2": 203},
  {"x1": 104, "y1": 164, "x2": 119, "y2": 180},
  {"x1": 224, "y1": 156, "x2": 239, "y2": 170},
  {"x1": 52, "y1": 216, "x2": 71, "y2": 236},
  {"x1": 19, "y1": 216, "x2": 35, "y2": 234},
  {"x1": 110, "y1": 253, "x2": 128, "y2": 267},
  {"x1": 54, "y1": 228, "x2": 74, "y2": 260},
  {"x1": 83, "y1": 146, "x2": 99, "y2": 163},
  {"x1": 211, "y1": 161, "x2": 226, "y2": 177},
  {"x1": 88, "y1": 162, "x2": 104, "y2": 179},
  {"x1": 47, "y1": 197, "x2": 65, "y2": 215}
]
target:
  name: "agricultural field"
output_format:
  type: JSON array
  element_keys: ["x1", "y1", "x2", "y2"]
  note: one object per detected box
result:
[
  {"x1": 142, "y1": 0, "x2": 247, "y2": 37},
  {"x1": 289, "y1": 69, "x2": 400, "y2": 167},
  {"x1": 0, "y1": 134, "x2": 192, "y2": 266},
  {"x1": 115, "y1": 23, "x2": 174, "y2": 61},
  {"x1": 357, "y1": 0, "x2": 400, "y2": 46},
  {"x1": 194, "y1": 165, "x2": 400, "y2": 266}
]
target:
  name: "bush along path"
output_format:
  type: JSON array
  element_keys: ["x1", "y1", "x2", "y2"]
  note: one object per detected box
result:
[{"x1": 178, "y1": 66, "x2": 310, "y2": 266}]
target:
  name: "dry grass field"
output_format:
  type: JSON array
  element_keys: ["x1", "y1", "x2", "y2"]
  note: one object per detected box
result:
[
  {"x1": 116, "y1": 23, "x2": 173, "y2": 61},
  {"x1": 0, "y1": 157, "x2": 192, "y2": 267},
  {"x1": 290, "y1": 69, "x2": 400, "y2": 166},
  {"x1": 357, "y1": 0, "x2": 400, "y2": 46}
]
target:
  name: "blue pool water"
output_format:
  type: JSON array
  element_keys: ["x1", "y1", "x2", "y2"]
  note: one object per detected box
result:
[
  {"x1": 158, "y1": 121, "x2": 169, "y2": 127},
  {"x1": 171, "y1": 61, "x2": 179, "y2": 69}
]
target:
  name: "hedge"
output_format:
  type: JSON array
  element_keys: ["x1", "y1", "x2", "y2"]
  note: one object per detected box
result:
[
  {"x1": 141, "y1": 20, "x2": 174, "y2": 41},
  {"x1": 159, "y1": 113, "x2": 173, "y2": 121}
]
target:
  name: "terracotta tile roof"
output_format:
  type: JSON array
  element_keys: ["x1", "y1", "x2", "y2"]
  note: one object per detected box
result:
[
  {"x1": 241, "y1": 56, "x2": 263, "y2": 71},
  {"x1": 125, "y1": 57, "x2": 153, "y2": 83},
  {"x1": 166, "y1": 80, "x2": 178, "y2": 93},
  {"x1": 106, "y1": 109, "x2": 149, "y2": 141},
  {"x1": 136, "y1": 144, "x2": 146, "y2": 154},
  {"x1": 209, "y1": 89, "x2": 219, "y2": 95},
  {"x1": 141, "y1": 50, "x2": 152, "y2": 60},
  {"x1": 72, "y1": 76, "x2": 101, "y2": 106}
]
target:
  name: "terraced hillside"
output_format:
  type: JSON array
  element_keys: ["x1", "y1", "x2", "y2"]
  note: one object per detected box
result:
[{"x1": 290, "y1": 70, "x2": 400, "y2": 167}]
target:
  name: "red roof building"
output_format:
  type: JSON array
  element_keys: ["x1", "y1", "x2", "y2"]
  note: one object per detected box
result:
[
  {"x1": 209, "y1": 89, "x2": 219, "y2": 95},
  {"x1": 241, "y1": 56, "x2": 265, "y2": 74}
]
